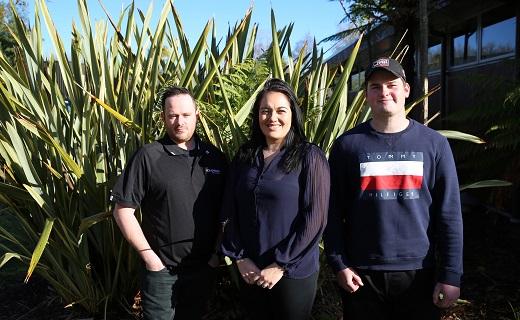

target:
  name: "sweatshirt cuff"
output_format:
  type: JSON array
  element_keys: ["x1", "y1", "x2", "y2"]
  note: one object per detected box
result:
[{"x1": 438, "y1": 270, "x2": 462, "y2": 287}]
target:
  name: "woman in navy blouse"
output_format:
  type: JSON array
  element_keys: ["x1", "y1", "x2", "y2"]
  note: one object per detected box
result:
[{"x1": 221, "y1": 79, "x2": 330, "y2": 319}]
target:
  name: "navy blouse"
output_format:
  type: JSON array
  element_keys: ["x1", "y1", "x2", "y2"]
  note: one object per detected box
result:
[{"x1": 221, "y1": 144, "x2": 330, "y2": 279}]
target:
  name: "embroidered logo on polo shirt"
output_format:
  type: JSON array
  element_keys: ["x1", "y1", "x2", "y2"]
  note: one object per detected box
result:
[{"x1": 205, "y1": 168, "x2": 222, "y2": 174}]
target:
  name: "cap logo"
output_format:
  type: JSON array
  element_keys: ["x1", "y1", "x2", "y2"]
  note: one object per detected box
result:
[{"x1": 373, "y1": 58, "x2": 389, "y2": 68}]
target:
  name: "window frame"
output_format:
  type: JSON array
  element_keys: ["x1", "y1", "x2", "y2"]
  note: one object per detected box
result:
[
  {"x1": 480, "y1": 14, "x2": 516, "y2": 61},
  {"x1": 445, "y1": 4, "x2": 516, "y2": 71}
]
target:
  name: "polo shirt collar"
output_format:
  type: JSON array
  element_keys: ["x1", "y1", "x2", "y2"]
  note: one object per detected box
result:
[{"x1": 160, "y1": 134, "x2": 203, "y2": 156}]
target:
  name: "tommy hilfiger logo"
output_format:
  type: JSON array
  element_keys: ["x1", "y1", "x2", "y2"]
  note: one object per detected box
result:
[{"x1": 359, "y1": 152, "x2": 423, "y2": 200}]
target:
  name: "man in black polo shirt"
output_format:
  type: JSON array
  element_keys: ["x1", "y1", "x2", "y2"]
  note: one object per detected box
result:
[{"x1": 111, "y1": 86, "x2": 227, "y2": 320}]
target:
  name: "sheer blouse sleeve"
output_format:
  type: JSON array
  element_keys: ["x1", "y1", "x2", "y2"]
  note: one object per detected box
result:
[{"x1": 273, "y1": 144, "x2": 330, "y2": 272}]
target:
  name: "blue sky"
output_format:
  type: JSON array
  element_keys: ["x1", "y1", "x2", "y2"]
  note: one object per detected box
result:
[{"x1": 28, "y1": 0, "x2": 348, "y2": 57}]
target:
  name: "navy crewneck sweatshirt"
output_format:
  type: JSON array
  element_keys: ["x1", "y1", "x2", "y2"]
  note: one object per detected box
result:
[{"x1": 324, "y1": 119, "x2": 463, "y2": 287}]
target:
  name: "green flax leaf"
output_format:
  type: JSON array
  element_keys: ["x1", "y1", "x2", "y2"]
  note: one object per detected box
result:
[{"x1": 25, "y1": 218, "x2": 55, "y2": 283}]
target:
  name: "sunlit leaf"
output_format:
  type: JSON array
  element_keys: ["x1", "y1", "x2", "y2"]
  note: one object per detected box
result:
[
  {"x1": 0, "y1": 252, "x2": 23, "y2": 268},
  {"x1": 460, "y1": 180, "x2": 512, "y2": 191},
  {"x1": 438, "y1": 130, "x2": 485, "y2": 144},
  {"x1": 16, "y1": 116, "x2": 83, "y2": 178},
  {"x1": 25, "y1": 218, "x2": 54, "y2": 283},
  {"x1": 77, "y1": 211, "x2": 111, "y2": 238}
]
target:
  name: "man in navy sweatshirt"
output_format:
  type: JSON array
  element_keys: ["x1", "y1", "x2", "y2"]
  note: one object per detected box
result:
[{"x1": 324, "y1": 57, "x2": 463, "y2": 319}]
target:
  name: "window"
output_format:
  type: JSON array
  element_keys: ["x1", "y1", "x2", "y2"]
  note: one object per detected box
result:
[
  {"x1": 448, "y1": 4, "x2": 516, "y2": 67},
  {"x1": 351, "y1": 70, "x2": 365, "y2": 92},
  {"x1": 428, "y1": 43, "x2": 442, "y2": 71},
  {"x1": 481, "y1": 6, "x2": 515, "y2": 60},
  {"x1": 451, "y1": 18, "x2": 477, "y2": 66}
]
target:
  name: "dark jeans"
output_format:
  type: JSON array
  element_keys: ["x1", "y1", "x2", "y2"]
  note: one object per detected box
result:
[
  {"x1": 341, "y1": 269, "x2": 440, "y2": 320},
  {"x1": 241, "y1": 271, "x2": 319, "y2": 320},
  {"x1": 141, "y1": 264, "x2": 216, "y2": 320}
]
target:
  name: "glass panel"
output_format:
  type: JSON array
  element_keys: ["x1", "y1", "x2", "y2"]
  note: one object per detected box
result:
[
  {"x1": 451, "y1": 19, "x2": 477, "y2": 65},
  {"x1": 481, "y1": 9, "x2": 515, "y2": 60},
  {"x1": 351, "y1": 70, "x2": 365, "y2": 91},
  {"x1": 428, "y1": 44, "x2": 441, "y2": 71}
]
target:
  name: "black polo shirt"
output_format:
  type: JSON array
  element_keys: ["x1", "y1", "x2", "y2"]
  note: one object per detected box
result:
[{"x1": 111, "y1": 135, "x2": 227, "y2": 268}]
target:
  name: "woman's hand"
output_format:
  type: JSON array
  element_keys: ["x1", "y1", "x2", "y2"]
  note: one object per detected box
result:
[
  {"x1": 236, "y1": 258, "x2": 261, "y2": 284},
  {"x1": 256, "y1": 263, "x2": 284, "y2": 289}
]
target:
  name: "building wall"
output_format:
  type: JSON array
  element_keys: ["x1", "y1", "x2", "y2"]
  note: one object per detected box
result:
[{"x1": 446, "y1": 59, "x2": 517, "y2": 115}]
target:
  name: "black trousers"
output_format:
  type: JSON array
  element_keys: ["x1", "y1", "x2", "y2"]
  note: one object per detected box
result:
[
  {"x1": 140, "y1": 264, "x2": 216, "y2": 320},
  {"x1": 241, "y1": 271, "x2": 319, "y2": 320},
  {"x1": 341, "y1": 269, "x2": 440, "y2": 320}
]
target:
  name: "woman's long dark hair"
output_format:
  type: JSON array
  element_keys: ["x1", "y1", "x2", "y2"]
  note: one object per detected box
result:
[{"x1": 236, "y1": 78, "x2": 308, "y2": 172}]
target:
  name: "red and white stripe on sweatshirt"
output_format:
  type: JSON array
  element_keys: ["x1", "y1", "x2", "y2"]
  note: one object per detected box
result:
[{"x1": 359, "y1": 152, "x2": 423, "y2": 200}]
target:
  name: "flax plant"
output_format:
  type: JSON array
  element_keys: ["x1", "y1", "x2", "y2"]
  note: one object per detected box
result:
[{"x1": 0, "y1": 0, "x2": 367, "y2": 316}]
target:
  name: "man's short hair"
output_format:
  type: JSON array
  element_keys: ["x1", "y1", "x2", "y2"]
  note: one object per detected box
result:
[
  {"x1": 365, "y1": 57, "x2": 406, "y2": 85},
  {"x1": 160, "y1": 86, "x2": 197, "y2": 111}
]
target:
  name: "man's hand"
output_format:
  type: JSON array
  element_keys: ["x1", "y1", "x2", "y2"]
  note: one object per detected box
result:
[
  {"x1": 433, "y1": 282, "x2": 460, "y2": 308},
  {"x1": 113, "y1": 204, "x2": 164, "y2": 271},
  {"x1": 256, "y1": 263, "x2": 284, "y2": 289},
  {"x1": 236, "y1": 258, "x2": 261, "y2": 284},
  {"x1": 337, "y1": 267, "x2": 364, "y2": 293},
  {"x1": 141, "y1": 249, "x2": 165, "y2": 271}
]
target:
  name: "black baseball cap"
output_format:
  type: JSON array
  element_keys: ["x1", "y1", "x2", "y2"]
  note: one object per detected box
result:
[{"x1": 365, "y1": 57, "x2": 406, "y2": 84}]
